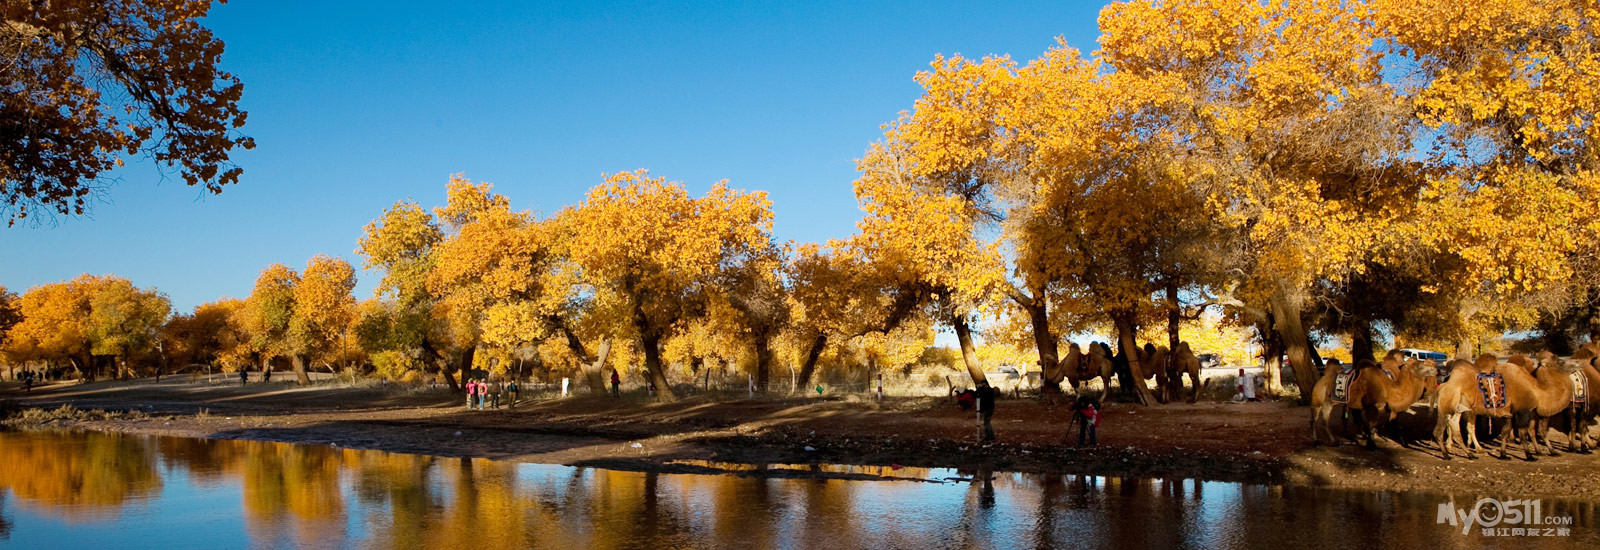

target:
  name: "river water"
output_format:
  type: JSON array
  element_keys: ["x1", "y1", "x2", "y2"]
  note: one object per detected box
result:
[{"x1": 0, "y1": 429, "x2": 1594, "y2": 549}]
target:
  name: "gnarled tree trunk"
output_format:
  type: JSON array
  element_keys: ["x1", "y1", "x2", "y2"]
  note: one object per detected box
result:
[
  {"x1": 419, "y1": 340, "x2": 459, "y2": 391},
  {"x1": 640, "y1": 335, "x2": 677, "y2": 401},
  {"x1": 1024, "y1": 297, "x2": 1062, "y2": 401},
  {"x1": 291, "y1": 354, "x2": 311, "y2": 385},
  {"x1": 951, "y1": 314, "x2": 988, "y2": 385},
  {"x1": 1349, "y1": 319, "x2": 1376, "y2": 363},
  {"x1": 1268, "y1": 288, "x2": 1317, "y2": 404},
  {"x1": 1166, "y1": 282, "x2": 1182, "y2": 351},
  {"x1": 1112, "y1": 310, "x2": 1156, "y2": 406},
  {"x1": 754, "y1": 334, "x2": 773, "y2": 394},
  {"x1": 793, "y1": 333, "x2": 827, "y2": 393},
  {"x1": 581, "y1": 338, "x2": 612, "y2": 394}
]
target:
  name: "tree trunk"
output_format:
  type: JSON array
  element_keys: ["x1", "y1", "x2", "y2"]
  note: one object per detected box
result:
[
  {"x1": 1350, "y1": 319, "x2": 1376, "y2": 363},
  {"x1": 794, "y1": 333, "x2": 827, "y2": 393},
  {"x1": 1268, "y1": 288, "x2": 1317, "y2": 404},
  {"x1": 754, "y1": 334, "x2": 773, "y2": 393},
  {"x1": 640, "y1": 335, "x2": 677, "y2": 401},
  {"x1": 457, "y1": 346, "x2": 477, "y2": 382},
  {"x1": 1112, "y1": 310, "x2": 1156, "y2": 406},
  {"x1": 291, "y1": 354, "x2": 311, "y2": 385},
  {"x1": 580, "y1": 338, "x2": 612, "y2": 394},
  {"x1": 559, "y1": 319, "x2": 611, "y2": 393},
  {"x1": 1454, "y1": 339, "x2": 1476, "y2": 360},
  {"x1": 951, "y1": 314, "x2": 988, "y2": 385},
  {"x1": 1022, "y1": 299, "x2": 1063, "y2": 400},
  {"x1": 1166, "y1": 281, "x2": 1181, "y2": 351},
  {"x1": 1259, "y1": 319, "x2": 1283, "y2": 394},
  {"x1": 419, "y1": 340, "x2": 459, "y2": 391}
]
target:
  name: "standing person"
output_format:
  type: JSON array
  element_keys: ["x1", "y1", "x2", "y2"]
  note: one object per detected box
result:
[
  {"x1": 610, "y1": 369, "x2": 621, "y2": 398},
  {"x1": 1073, "y1": 397, "x2": 1099, "y2": 446},
  {"x1": 1236, "y1": 368, "x2": 1259, "y2": 402},
  {"x1": 506, "y1": 378, "x2": 519, "y2": 409},
  {"x1": 465, "y1": 379, "x2": 477, "y2": 409},
  {"x1": 476, "y1": 379, "x2": 489, "y2": 410},
  {"x1": 489, "y1": 378, "x2": 502, "y2": 409},
  {"x1": 262, "y1": 368, "x2": 272, "y2": 383},
  {"x1": 240, "y1": 369, "x2": 248, "y2": 386},
  {"x1": 975, "y1": 380, "x2": 997, "y2": 442},
  {"x1": 23, "y1": 371, "x2": 33, "y2": 393}
]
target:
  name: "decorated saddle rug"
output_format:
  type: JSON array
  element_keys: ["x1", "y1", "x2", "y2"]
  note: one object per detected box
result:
[
  {"x1": 1476, "y1": 372, "x2": 1508, "y2": 412},
  {"x1": 1573, "y1": 370, "x2": 1589, "y2": 405},
  {"x1": 1332, "y1": 368, "x2": 1359, "y2": 405}
]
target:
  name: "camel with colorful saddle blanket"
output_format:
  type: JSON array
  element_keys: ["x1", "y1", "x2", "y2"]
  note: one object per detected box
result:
[
  {"x1": 1309, "y1": 358, "x2": 1359, "y2": 446},
  {"x1": 1565, "y1": 344, "x2": 1600, "y2": 453},
  {"x1": 1433, "y1": 354, "x2": 1581, "y2": 460}
]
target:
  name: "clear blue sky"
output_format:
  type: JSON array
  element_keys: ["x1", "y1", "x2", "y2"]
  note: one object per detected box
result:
[{"x1": 0, "y1": 0, "x2": 1105, "y2": 312}]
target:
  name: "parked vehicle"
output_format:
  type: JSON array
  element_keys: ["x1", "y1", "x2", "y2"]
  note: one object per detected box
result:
[{"x1": 1395, "y1": 348, "x2": 1449, "y2": 364}]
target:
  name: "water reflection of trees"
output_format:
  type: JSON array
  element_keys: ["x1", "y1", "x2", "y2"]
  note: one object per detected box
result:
[
  {"x1": 0, "y1": 431, "x2": 162, "y2": 522},
  {"x1": 5, "y1": 431, "x2": 1600, "y2": 549}
]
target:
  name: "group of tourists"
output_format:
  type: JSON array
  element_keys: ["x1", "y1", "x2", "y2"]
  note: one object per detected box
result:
[
  {"x1": 963, "y1": 379, "x2": 1102, "y2": 446},
  {"x1": 237, "y1": 368, "x2": 274, "y2": 385},
  {"x1": 465, "y1": 378, "x2": 519, "y2": 410}
]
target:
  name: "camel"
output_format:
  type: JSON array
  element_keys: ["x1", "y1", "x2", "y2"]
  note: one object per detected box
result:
[
  {"x1": 1344, "y1": 356, "x2": 1436, "y2": 450},
  {"x1": 1060, "y1": 342, "x2": 1114, "y2": 397},
  {"x1": 1435, "y1": 354, "x2": 1577, "y2": 460},
  {"x1": 1160, "y1": 342, "x2": 1204, "y2": 404},
  {"x1": 1500, "y1": 352, "x2": 1579, "y2": 458},
  {"x1": 1569, "y1": 346, "x2": 1600, "y2": 452},
  {"x1": 1308, "y1": 358, "x2": 1357, "y2": 446},
  {"x1": 1434, "y1": 358, "x2": 1492, "y2": 459},
  {"x1": 1138, "y1": 343, "x2": 1170, "y2": 403}
]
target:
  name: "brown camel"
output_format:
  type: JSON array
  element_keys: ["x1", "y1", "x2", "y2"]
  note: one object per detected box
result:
[
  {"x1": 1569, "y1": 346, "x2": 1600, "y2": 452},
  {"x1": 1138, "y1": 343, "x2": 1170, "y2": 403},
  {"x1": 1345, "y1": 356, "x2": 1436, "y2": 450},
  {"x1": 1160, "y1": 342, "x2": 1204, "y2": 404},
  {"x1": 1060, "y1": 342, "x2": 1114, "y2": 397},
  {"x1": 1500, "y1": 352, "x2": 1579, "y2": 458},
  {"x1": 1433, "y1": 358, "x2": 1493, "y2": 459},
  {"x1": 1309, "y1": 359, "x2": 1356, "y2": 445},
  {"x1": 1435, "y1": 354, "x2": 1577, "y2": 460}
]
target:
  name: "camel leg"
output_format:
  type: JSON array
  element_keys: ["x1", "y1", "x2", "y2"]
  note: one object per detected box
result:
[
  {"x1": 1461, "y1": 413, "x2": 1479, "y2": 459},
  {"x1": 1435, "y1": 411, "x2": 1458, "y2": 460},
  {"x1": 1538, "y1": 417, "x2": 1560, "y2": 457},
  {"x1": 1309, "y1": 408, "x2": 1320, "y2": 445},
  {"x1": 1567, "y1": 409, "x2": 1584, "y2": 453},
  {"x1": 1318, "y1": 406, "x2": 1338, "y2": 446},
  {"x1": 1353, "y1": 408, "x2": 1377, "y2": 450},
  {"x1": 1187, "y1": 370, "x2": 1200, "y2": 404}
]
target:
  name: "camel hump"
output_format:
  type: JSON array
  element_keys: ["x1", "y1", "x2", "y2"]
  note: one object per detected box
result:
[
  {"x1": 1474, "y1": 354, "x2": 1500, "y2": 372},
  {"x1": 1507, "y1": 354, "x2": 1533, "y2": 370}
]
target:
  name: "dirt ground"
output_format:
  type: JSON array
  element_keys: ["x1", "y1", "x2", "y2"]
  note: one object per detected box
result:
[{"x1": 3, "y1": 376, "x2": 1599, "y2": 500}]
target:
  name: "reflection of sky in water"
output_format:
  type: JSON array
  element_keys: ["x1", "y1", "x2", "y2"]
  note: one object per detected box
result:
[{"x1": 1, "y1": 430, "x2": 1598, "y2": 549}]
